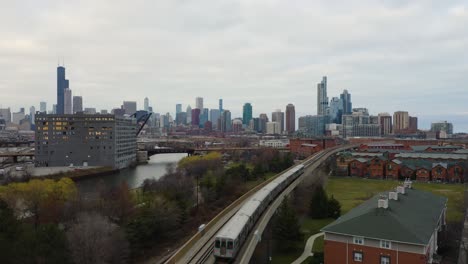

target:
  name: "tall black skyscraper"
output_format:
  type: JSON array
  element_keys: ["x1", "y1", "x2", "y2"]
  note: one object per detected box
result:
[
  {"x1": 340, "y1": 89, "x2": 352, "y2": 114},
  {"x1": 57, "y1": 66, "x2": 69, "y2": 115}
]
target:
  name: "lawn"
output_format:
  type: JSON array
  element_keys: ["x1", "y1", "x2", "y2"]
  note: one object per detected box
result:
[{"x1": 326, "y1": 177, "x2": 465, "y2": 222}]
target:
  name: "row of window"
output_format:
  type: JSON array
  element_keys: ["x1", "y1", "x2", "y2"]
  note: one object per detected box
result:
[
  {"x1": 354, "y1": 252, "x2": 390, "y2": 264},
  {"x1": 353, "y1": 237, "x2": 391, "y2": 249}
]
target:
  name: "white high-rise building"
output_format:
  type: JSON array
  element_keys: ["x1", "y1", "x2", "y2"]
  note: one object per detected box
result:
[
  {"x1": 64, "y1": 88, "x2": 72, "y2": 114},
  {"x1": 40, "y1": 102, "x2": 47, "y2": 113},
  {"x1": 266, "y1": 122, "x2": 281, "y2": 134},
  {"x1": 196, "y1": 97, "x2": 204, "y2": 110},
  {"x1": 29, "y1": 106, "x2": 35, "y2": 124},
  {"x1": 271, "y1": 109, "x2": 285, "y2": 133},
  {"x1": 186, "y1": 105, "x2": 192, "y2": 124},
  {"x1": 73, "y1": 96, "x2": 83, "y2": 113},
  {"x1": 317, "y1": 76, "x2": 328, "y2": 115},
  {"x1": 144, "y1": 97, "x2": 149, "y2": 112}
]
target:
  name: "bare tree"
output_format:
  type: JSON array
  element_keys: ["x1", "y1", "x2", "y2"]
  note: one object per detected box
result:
[{"x1": 66, "y1": 212, "x2": 129, "y2": 264}]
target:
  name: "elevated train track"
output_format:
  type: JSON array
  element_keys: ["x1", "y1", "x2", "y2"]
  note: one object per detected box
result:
[{"x1": 163, "y1": 144, "x2": 357, "y2": 264}]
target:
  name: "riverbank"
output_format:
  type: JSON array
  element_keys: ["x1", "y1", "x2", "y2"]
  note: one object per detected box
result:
[{"x1": 33, "y1": 166, "x2": 118, "y2": 181}]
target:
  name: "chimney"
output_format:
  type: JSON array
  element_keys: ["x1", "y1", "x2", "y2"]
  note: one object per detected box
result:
[
  {"x1": 378, "y1": 195, "x2": 389, "y2": 209},
  {"x1": 396, "y1": 186, "x2": 405, "y2": 194},
  {"x1": 389, "y1": 191, "x2": 398, "y2": 201}
]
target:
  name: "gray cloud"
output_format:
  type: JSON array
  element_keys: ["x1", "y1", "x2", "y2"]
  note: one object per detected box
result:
[{"x1": 0, "y1": 0, "x2": 467, "y2": 131}]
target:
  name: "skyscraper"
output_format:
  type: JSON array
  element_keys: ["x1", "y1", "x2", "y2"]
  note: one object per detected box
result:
[
  {"x1": 340, "y1": 89, "x2": 352, "y2": 114},
  {"x1": 56, "y1": 66, "x2": 69, "y2": 115},
  {"x1": 123, "y1": 101, "x2": 137, "y2": 115},
  {"x1": 200, "y1": 108, "x2": 209, "y2": 127},
  {"x1": 186, "y1": 105, "x2": 192, "y2": 124},
  {"x1": 219, "y1": 99, "x2": 223, "y2": 112},
  {"x1": 40, "y1": 102, "x2": 47, "y2": 113},
  {"x1": 317, "y1": 76, "x2": 328, "y2": 115},
  {"x1": 0, "y1": 108, "x2": 11, "y2": 123},
  {"x1": 144, "y1": 97, "x2": 149, "y2": 112},
  {"x1": 329, "y1": 97, "x2": 342, "y2": 123},
  {"x1": 242, "y1": 103, "x2": 253, "y2": 126},
  {"x1": 272, "y1": 109, "x2": 285, "y2": 133},
  {"x1": 393, "y1": 111, "x2": 409, "y2": 133},
  {"x1": 259, "y1": 113, "x2": 269, "y2": 134},
  {"x1": 64, "y1": 88, "x2": 72, "y2": 114},
  {"x1": 191, "y1": 108, "x2": 201, "y2": 126},
  {"x1": 196, "y1": 97, "x2": 204, "y2": 109},
  {"x1": 52, "y1": 104, "x2": 57, "y2": 114},
  {"x1": 221, "y1": 110, "x2": 232, "y2": 132},
  {"x1": 73, "y1": 96, "x2": 83, "y2": 113},
  {"x1": 285, "y1": 104, "x2": 295, "y2": 134},
  {"x1": 176, "y1": 104, "x2": 182, "y2": 114},
  {"x1": 29, "y1": 106, "x2": 35, "y2": 124},
  {"x1": 210, "y1": 109, "x2": 221, "y2": 130},
  {"x1": 378, "y1": 113, "x2": 392, "y2": 135}
]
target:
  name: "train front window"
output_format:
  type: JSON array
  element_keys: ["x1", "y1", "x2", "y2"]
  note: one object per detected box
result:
[
  {"x1": 215, "y1": 240, "x2": 220, "y2": 248},
  {"x1": 227, "y1": 241, "x2": 233, "y2": 250},
  {"x1": 221, "y1": 241, "x2": 226, "y2": 248}
]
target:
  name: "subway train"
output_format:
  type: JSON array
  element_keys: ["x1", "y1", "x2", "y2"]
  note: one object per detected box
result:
[{"x1": 213, "y1": 164, "x2": 305, "y2": 260}]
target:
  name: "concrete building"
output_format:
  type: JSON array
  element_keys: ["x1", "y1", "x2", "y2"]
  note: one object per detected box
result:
[
  {"x1": 409, "y1": 116, "x2": 418, "y2": 133},
  {"x1": 220, "y1": 110, "x2": 232, "y2": 132},
  {"x1": 123, "y1": 101, "x2": 137, "y2": 115},
  {"x1": 191, "y1": 108, "x2": 201, "y2": 127},
  {"x1": 393, "y1": 111, "x2": 410, "y2": 133},
  {"x1": 176, "y1": 112, "x2": 187, "y2": 125},
  {"x1": 210, "y1": 109, "x2": 221, "y2": 129},
  {"x1": 243, "y1": 103, "x2": 253, "y2": 126},
  {"x1": 40, "y1": 102, "x2": 47, "y2": 113},
  {"x1": 200, "y1": 108, "x2": 209, "y2": 127},
  {"x1": 259, "y1": 113, "x2": 269, "y2": 134},
  {"x1": 52, "y1": 104, "x2": 57, "y2": 114},
  {"x1": 322, "y1": 187, "x2": 447, "y2": 264},
  {"x1": 340, "y1": 89, "x2": 352, "y2": 114},
  {"x1": 249, "y1": 117, "x2": 261, "y2": 133},
  {"x1": 186, "y1": 105, "x2": 192, "y2": 124},
  {"x1": 12, "y1": 109, "x2": 25, "y2": 125},
  {"x1": 259, "y1": 139, "x2": 289, "y2": 148},
  {"x1": 195, "y1": 97, "x2": 204, "y2": 109},
  {"x1": 84, "y1": 108, "x2": 97, "y2": 115},
  {"x1": 266, "y1": 122, "x2": 281, "y2": 135},
  {"x1": 272, "y1": 109, "x2": 285, "y2": 133},
  {"x1": 431, "y1": 121, "x2": 454, "y2": 136},
  {"x1": 64, "y1": 88, "x2": 72, "y2": 114},
  {"x1": 0, "y1": 108, "x2": 11, "y2": 123},
  {"x1": 341, "y1": 110, "x2": 380, "y2": 138},
  {"x1": 56, "y1": 66, "x2": 69, "y2": 115},
  {"x1": 176, "y1": 104, "x2": 182, "y2": 114},
  {"x1": 144, "y1": 97, "x2": 149, "y2": 112},
  {"x1": 35, "y1": 113, "x2": 137, "y2": 169},
  {"x1": 29, "y1": 106, "x2": 35, "y2": 125},
  {"x1": 285, "y1": 103, "x2": 295, "y2": 134},
  {"x1": 298, "y1": 115, "x2": 329, "y2": 136},
  {"x1": 378, "y1": 113, "x2": 392, "y2": 136},
  {"x1": 232, "y1": 119, "x2": 243, "y2": 133},
  {"x1": 73, "y1": 96, "x2": 83, "y2": 113},
  {"x1": 317, "y1": 76, "x2": 328, "y2": 115},
  {"x1": 100, "y1": 109, "x2": 108, "y2": 114}
]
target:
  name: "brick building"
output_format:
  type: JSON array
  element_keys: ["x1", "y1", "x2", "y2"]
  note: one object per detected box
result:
[{"x1": 322, "y1": 186, "x2": 447, "y2": 264}]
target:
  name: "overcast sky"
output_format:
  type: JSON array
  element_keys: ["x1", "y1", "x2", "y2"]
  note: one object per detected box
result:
[{"x1": 0, "y1": 0, "x2": 467, "y2": 131}]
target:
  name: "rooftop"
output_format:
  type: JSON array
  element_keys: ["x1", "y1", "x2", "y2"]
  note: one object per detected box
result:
[
  {"x1": 321, "y1": 188, "x2": 447, "y2": 245},
  {"x1": 395, "y1": 153, "x2": 468, "y2": 160}
]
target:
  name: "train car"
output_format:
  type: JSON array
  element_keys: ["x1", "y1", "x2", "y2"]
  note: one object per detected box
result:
[{"x1": 214, "y1": 214, "x2": 250, "y2": 259}]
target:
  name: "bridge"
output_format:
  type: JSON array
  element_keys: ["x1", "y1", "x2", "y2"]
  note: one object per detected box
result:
[
  {"x1": 0, "y1": 152, "x2": 34, "y2": 162},
  {"x1": 162, "y1": 144, "x2": 356, "y2": 264},
  {"x1": 0, "y1": 141, "x2": 34, "y2": 148}
]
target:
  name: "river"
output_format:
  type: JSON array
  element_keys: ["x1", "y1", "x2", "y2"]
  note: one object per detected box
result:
[{"x1": 76, "y1": 153, "x2": 187, "y2": 194}]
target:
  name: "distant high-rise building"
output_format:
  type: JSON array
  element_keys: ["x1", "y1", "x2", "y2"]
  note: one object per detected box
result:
[
  {"x1": 340, "y1": 89, "x2": 352, "y2": 114},
  {"x1": 52, "y1": 104, "x2": 57, "y2": 114},
  {"x1": 200, "y1": 108, "x2": 209, "y2": 127},
  {"x1": 409, "y1": 116, "x2": 418, "y2": 133},
  {"x1": 272, "y1": 110, "x2": 285, "y2": 133},
  {"x1": 64, "y1": 88, "x2": 72, "y2": 114},
  {"x1": 259, "y1": 113, "x2": 269, "y2": 134},
  {"x1": 221, "y1": 110, "x2": 232, "y2": 132},
  {"x1": 298, "y1": 115, "x2": 329, "y2": 136},
  {"x1": 84, "y1": 108, "x2": 97, "y2": 115},
  {"x1": 266, "y1": 122, "x2": 281, "y2": 134},
  {"x1": 176, "y1": 104, "x2": 182, "y2": 114},
  {"x1": 56, "y1": 66, "x2": 69, "y2": 115},
  {"x1": 100, "y1": 109, "x2": 108, "y2": 114},
  {"x1": 29, "y1": 106, "x2": 35, "y2": 124},
  {"x1": 285, "y1": 104, "x2": 295, "y2": 134},
  {"x1": 431, "y1": 121, "x2": 454, "y2": 135},
  {"x1": 196, "y1": 97, "x2": 204, "y2": 109},
  {"x1": 0, "y1": 108, "x2": 11, "y2": 123},
  {"x1": 176, "y1": 112, "x2": 187, "y2": 125},
  {"x1": 378, "y1": 113, "x2": 392, "y2": 135},
  {"x1": 73, "y1": 96, "x2": 83, "y2": 113},
  {"x1": 144, "y1": 97, "x2": 149, "y2": 112},
  {"x1": 12, "y1": 109, "x2": 25, "y2": 125},
  {"x1": 186, "y1": 105, "x2": 192, "y2": 124},
  {"x1": 393, "y1": 111, "x2": 409, "y2": 133},
  {"x1": 123, "y1": 101, "x2": 137, "y2": 115},
  {"x1": 210, "y1": 109, "x2": 221, "y2": 130},
  {"x1": 219, "y1": 99, "x2": 223, "y2": 112},
  {"x1": 329, "y1": 97, "x2": 342, "y2": 123},
  {"x1": 243, "y1": 103, "x2": 253, "y2": 126},
  {"x1": 317, "y1": 76, "x2": 328, "y2": 115},
  {"x1": 232, "y1": 119, "x2": 243, "y2": 133},
  {"x1": 191, "y1": 108, "x2": 201, "y2": 126},
  {"x1": 40, "y1": 102, "x2": 47, "y2": 113},
  {"x1": 249, "y1": 118, "x2": 261, "y2": 133}
]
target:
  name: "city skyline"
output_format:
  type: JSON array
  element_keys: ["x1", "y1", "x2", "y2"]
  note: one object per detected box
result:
[{"x1": 0, "y1": 1, "x2": 467, "y2": 131}]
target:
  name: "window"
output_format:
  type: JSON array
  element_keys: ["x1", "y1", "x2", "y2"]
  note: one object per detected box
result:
[
  {"x1": 221, "y1": 241, "x2": 226, "y2": 249},
  {"x1": 214, "y1": 240, "x2": 220, "y2": 248},
  {"x1": 380, "y1": 256, "x2": 390, "y2": 264},
  {"x1": 353, "y1": 252, "x2": 363, "y2": 262},
  {"x1": 227, "y1": 241, "x2": 233, "y2": 250},
  {"x1": 353, "y1": 236, "x2": 364, "y2": 245},
  {"x1": 380, "y1": 240, "x2": 391, "y2": 249}
]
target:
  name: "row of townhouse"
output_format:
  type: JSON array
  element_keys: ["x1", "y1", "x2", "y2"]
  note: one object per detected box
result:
[{"x1": 336, "y1": 152, "x2": 466, "y2": 183}]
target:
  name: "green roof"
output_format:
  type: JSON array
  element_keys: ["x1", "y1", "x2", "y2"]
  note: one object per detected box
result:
[{"x1": 321, "y1": 188, "x2": 447, "y2": 245}]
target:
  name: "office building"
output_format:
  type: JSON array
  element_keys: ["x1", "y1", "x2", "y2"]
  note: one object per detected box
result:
[
  {"x1": 176, "y1": 112, "x2": 187, "y2": 125},
  {"x1": 431, "y1": 121, "x2": 454, "y2": 135},
  {"x1": 220, "y1": 110, "x2": 232, "y2": 132},
  {"x1": 329, "y1": 97, "x2": 342, "y2": 123},
  {"x1": 29, "y1": 106, "x2": 35, "y2": 125},
  {"x1": 0, "y1": 108, "x2": 11, "y2": 123},
  {"x1": 123, "y1": 101, "x2": 137, "y2": 115},
  {"x1": 200, "y1": 108, "x2": 209, "y2": 127},
  {"x1": 144, "y1": 97, "x2": 149, "y2": 112},
  {"x1": 272, "y1": 109, "x2": 285, "y2": 133},
  {"x1": 100, "y1": 110, "x2": 108, "y2": 114},
  {"x1": 298, "y1": 115, "x2": 329, "y2": 136},
  {"x1": 40, "y1": 102, "x2": 47, "y2": 113},
  {"x1": 285, "y1": 104, "x2": 295, "y2": 134},
  {"x1": 259, "y1": 113, "x2": 269, "y2": 134},
  {"x1": 210, "y1": 109, "x2": 221, "y2": 130},
  {"x1": 56, "y1": 66, "x2": 69, "y2": 115},
  {"x1": 378, "y1": 113, "x2": 392, "y2": 135},
  {"x1": 176, "y1": 104, "x2": 182, "y2": 114},
  {"x1": 232, "y1": 119, "x2": 243, "y2": 133},
  {"x1": 249, "y1": 118, "x2": 261, "y2": 133},
  {"x1": 64, "y1": 88, "x2": 72, "y2": 114},
  {"x1": 52, "y1": 104, "x2": 57, "y2": 114},
  {"x1": 317, "y1": 76, "x2": 328, "y2": 115},
  {"x1": 341, "y1": 110, "x2": 380, "y2": 138},
  {"x1": 322, "y1": 188, "x2": 446, "y2": 264},
  {"x1": 196, "y1": 97, "x2": 204, "y2": 109},
  {"x1": 266, "y1": 122, "x2": 281, "y2": 135},
  {"x1": 409, "y1": 116, "x2": 418, "y2": 133},
  {"x1": 84, "y1": 108, "x2": 97, "y2": 115},
  {"x1": 35, "y1": 113, "x2": 137, "y2": 169},
  {"x1": 73, "y1": 96, "x2": 83, "y2": 113},
  {"x1": 243, "y1": 103, "x2": 253, "y2": 126},
  {"x1": 12, "y1": 109, "x2": 25, "y2": 125},
  {"x1": 393, "y1": 111, "x2": 409, "y2": 133},
  {"x1": 340, "y1": 89, "x2": 352, "y2": 114},
  {"x1": 191, "y1": 108, "x2": 201, "y2": 126},
  {"x1": 219, "y1": 99, "x2": 223, "y2": 112},
  {"x1": 186, "y1": 105, "x2": 192, "y2": 124}
]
